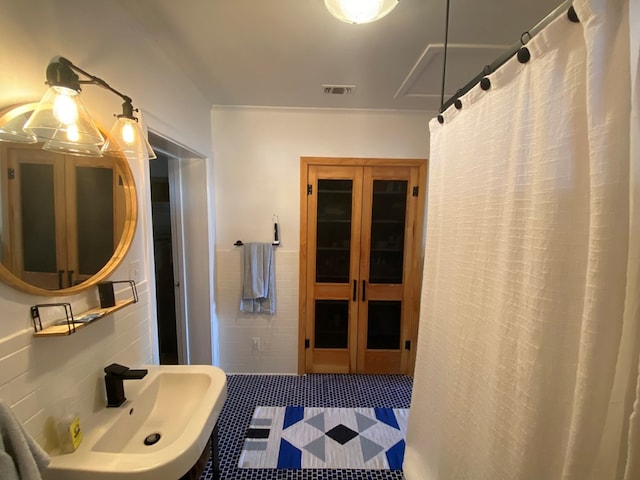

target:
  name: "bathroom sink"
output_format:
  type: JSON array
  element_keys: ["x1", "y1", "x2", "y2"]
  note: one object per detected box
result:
[{"x1": 44, "y1": 365, "x2": 227, "y2": 480}]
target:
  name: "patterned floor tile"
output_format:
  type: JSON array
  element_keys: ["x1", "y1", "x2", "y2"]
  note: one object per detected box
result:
[{"x1": 199, "y1": 374, "x2": 413, "y2": 480}]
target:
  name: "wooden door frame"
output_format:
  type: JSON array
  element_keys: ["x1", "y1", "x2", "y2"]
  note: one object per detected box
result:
[{"x1": 298, "y1": 157, "x2": 428, "y2": 375}]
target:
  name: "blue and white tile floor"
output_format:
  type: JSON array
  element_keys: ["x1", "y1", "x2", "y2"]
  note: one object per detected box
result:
[{"x1": 200, "y1": 374, "x2": 413, "y2": 480}]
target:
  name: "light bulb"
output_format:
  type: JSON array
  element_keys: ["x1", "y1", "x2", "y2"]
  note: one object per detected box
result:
[
  {"x1": 121, "y1": 121, "x2": 136, "y2": 145},
  {"x1": 339, "y1": 0, "x2": 382, "y2": 23},
  {"x1": 66, "y1": 123, "x2": 80, "y2": 142},
  {"x1": 52, "y1": 87, "x2": 79, "y2": 126}
]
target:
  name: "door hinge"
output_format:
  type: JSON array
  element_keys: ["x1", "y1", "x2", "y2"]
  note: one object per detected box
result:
[
  {"x1": 412, "y1": 186, "x2": 419, "y2": 197},
  {"x1": 405, "y1": 340, "x2": 411, "y2": 350},
  {"x1": 305, "y1": 339, "x2": 310, "y2": 349},
  {"x1": 307, "y1": 184, "x2": 313, "y2": 195},
  {"x1": 7, "y1": 168, "x2": 15, "y2": 180}
]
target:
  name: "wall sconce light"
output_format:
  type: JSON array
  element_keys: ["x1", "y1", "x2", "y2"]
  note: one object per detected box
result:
[
  {"x1": 0, "y1": 104, "x2": 38, "y2": 144},
  {"x1": 324, "y1": 0, "x2": 399, "y2": 24},
  {"x1": 6, "y1": 56, "x2": 156, "y2": 159}
]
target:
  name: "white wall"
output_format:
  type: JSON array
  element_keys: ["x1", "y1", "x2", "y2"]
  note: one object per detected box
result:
[
  {"x1": 212, "y1": 107, "x2": 431, "y2": 373},
  {"x1": 0, "y1": 0, "x2": 214, "y2": 449}
]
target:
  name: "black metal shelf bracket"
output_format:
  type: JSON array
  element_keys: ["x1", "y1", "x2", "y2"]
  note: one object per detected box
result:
[
  {"x1": 30, "y1": 302, "x2": 75, "y2": 334},
  {"x1": 110, "y1": 280, "x2": 139, "y2": 303}
]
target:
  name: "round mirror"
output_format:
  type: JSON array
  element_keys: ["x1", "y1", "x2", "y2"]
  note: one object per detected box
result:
[{"x1": 0, "y1": 103, "x2": 137, "y2": 296}]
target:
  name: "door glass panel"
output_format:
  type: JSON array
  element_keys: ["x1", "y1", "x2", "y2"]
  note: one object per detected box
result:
[
  {"x1": 367, "y1": 300, "x2": 401, "y2": 350},
  {"x1": 20, "y1": 163, "x2": 56, "y2": 273},
  {"x1": 316, "y1": 179, "x2": 352, "y2": 283},
  {"x1": 314, "y1": 300, "x2": 349, "y2": 348},
  {"x1": 369, "y1": 180, "x2": 407, "y2": 284},
  {"x1": 76, "y1": 167, "x2": 114, "y2": 276}
]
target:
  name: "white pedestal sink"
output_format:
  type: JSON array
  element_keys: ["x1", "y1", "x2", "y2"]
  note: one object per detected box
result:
[{"x1": 44, "y1": 365, "x2": 227, "y2": 480}]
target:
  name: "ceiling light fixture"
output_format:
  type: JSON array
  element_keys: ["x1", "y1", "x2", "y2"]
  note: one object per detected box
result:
[
  {"x1": 324, "y1": 0, "x2": 399, "y2": 24},
  {"x1": 12, "y1": 56, "x2": 156, "y2": 159}
]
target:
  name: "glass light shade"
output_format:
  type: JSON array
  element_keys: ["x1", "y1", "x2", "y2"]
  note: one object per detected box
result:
[
  {"x1": 23, "y1": 86, "x2": 104, "y2": 145},
  {"x1": 0, "y1": 104, "x2": 38, "y2": 143},
  {"x1": 324, "y1": 0, "x2": 399, "y2": 24},
  {"x1": 43, "y1": 138, "x2": 103, "y2": 157},
  {"x1": 101, "y1": 117, "x2": 157, "y2": 160}
]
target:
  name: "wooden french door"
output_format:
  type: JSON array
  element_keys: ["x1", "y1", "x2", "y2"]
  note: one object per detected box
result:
[
  {"x1": 300, "y1": 157, "x2": 427, "y2": 374},
  {"x1": 304, "y1": 164, "x2": 362, "y2": 373}
]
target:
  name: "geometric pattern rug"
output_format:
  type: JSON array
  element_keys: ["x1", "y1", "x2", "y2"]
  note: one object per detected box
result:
[
  {"x1": 199, "y1": 374, "x2": 413, "y2": 479},
  {"x1": 238, "y1": 406, "x2": 408, "y2": 470}
]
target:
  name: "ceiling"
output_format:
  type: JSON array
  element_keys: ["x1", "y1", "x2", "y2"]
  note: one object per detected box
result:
[{"x1": 118, "y1": 0, "x2": 564, "y2": 112}]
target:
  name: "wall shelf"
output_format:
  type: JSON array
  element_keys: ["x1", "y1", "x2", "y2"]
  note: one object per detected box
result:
[{"x1": 31, "y1": 281, "x2": 138, "y2": 337}]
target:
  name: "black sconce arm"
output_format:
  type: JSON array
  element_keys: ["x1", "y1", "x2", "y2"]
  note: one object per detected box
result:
[{"x1": 46, "y1": 56, "x2": 138, "y2": 120}]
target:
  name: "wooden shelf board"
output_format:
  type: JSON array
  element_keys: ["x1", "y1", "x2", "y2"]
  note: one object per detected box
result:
[{"x1": 33, "y1": 298, "x2": 136, "y2": 337}]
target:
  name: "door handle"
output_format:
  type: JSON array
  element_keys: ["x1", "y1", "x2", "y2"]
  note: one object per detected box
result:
[
  {"x1": 58, "y1": 270, "x2": 65, "y2": 290},
  {"x1": 352, "y1": 280, "x2": 357, "y2": 301},
  {"x1": 362, "y1": 280, "x2": 366, "y2": 301},
  {"x1": 67, "y1": 270, "x2": 74, "y2": 287}
]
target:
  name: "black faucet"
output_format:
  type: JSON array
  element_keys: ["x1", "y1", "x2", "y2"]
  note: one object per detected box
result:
[{"x1": 104, "y1": 363, "x2": 148, "y2": 407}]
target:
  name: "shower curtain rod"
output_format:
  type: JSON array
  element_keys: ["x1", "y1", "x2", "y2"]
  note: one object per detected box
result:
[{"x1": 440, "y1": 0, "x2": 575, "y2": 113}]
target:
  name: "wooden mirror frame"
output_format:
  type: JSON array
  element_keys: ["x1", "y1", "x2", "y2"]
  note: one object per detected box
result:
[{"x1": 0, "y1": 103, "x2": 138, "y2": 296}]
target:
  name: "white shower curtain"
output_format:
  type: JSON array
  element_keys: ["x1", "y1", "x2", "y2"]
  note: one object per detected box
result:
[
  {"x1": 621, "y1": 2, "x2": 640, "y2": 478},
  {"x1": 404, "y1": 0, "x2": 637, "y2": 479}
]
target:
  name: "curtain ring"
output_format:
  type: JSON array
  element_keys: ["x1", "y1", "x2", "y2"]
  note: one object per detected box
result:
[{"x1": 520, "y1": 31, "x2": 532, "y2": 45}]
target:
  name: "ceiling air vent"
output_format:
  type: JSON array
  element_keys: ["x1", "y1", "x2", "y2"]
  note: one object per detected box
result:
[{"x1": 323, "y1": 85, "x2": 356, "y2": 95}]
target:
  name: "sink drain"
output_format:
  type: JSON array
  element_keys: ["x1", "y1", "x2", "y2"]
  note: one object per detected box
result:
[{"x1": 143, "y1": 433, "x2": 161, "y2": 446}]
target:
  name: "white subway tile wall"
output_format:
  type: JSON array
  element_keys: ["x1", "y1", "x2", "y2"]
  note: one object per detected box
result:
[
  {"x1": 0, "y1": 285, "x2": 152, "y2": 450},
  {"x1": 216, "y1": 249, "x2": 299, "y2": 373}
]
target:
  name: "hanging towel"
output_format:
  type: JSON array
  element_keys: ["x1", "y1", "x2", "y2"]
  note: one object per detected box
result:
[
  {"x1": 0, "y1": 400, "x2": 50, "y2": 480},
  {"x1": 240, "y1": 242, "x2": 276, "y2": 314}
]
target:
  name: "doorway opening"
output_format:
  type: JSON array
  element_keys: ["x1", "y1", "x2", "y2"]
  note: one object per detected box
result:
[
  {"x1": 150, "y1": 152, "x2": 179, "y2": 364},
  {"x1": 147, "y1": 130, "x2": 214, "y2": 366}
]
